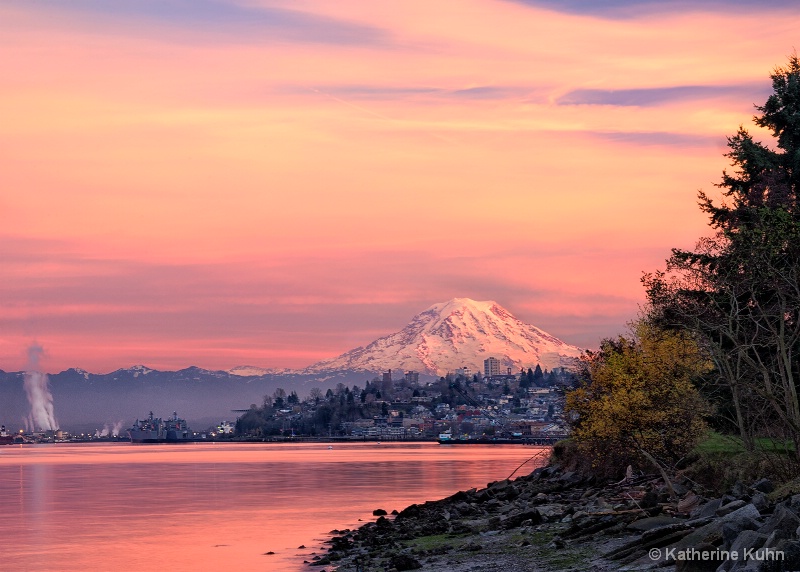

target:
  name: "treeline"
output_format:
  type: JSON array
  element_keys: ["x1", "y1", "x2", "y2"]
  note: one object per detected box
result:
[{"x1": 566, "y1": 55, "x2": 800, "y2": 479}]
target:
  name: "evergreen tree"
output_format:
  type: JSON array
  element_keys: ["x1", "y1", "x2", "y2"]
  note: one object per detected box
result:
[{"x1": 644, "y1": 55, "x2": 800, "y2": 455}]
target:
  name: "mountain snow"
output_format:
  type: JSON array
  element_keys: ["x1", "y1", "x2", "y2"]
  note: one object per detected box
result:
[
  {"x1": 227, "y1": 365, "x2": 276, "y2": 377},
  {"x1": 303, "y1": 298, "x2": 584, "y2": 376},
  {"x1": 120, "y1": 365, "x2": 154, "y2": 378}
]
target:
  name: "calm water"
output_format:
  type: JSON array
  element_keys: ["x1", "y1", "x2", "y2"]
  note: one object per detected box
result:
[{"x1": 0, "y1": 441, "x2": 549, "y2": 572}]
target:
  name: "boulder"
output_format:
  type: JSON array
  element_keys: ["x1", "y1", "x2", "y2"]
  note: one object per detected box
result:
[
  {"x1": 628, "y1": 516, "x2": 687, "y2": 532},
  {"x1": 751, "y1": 493, "x2": 769, "y2": 512},
  {"x1": 729, "y1": 530, "x2": 767, "y2": 558},
  {"x1": 757, "y1": 504, "x2": 800, "y2": 539},
  {"x1": 672, "y1": 504, "x2": 761, "y2": 552},
  {"x1": 722, "y1": 517, "x2": 760, "y2": 549},
  {"x1": 732, "y1": 482, "x2": 749, "y2": 498},
  {"x1": 535, "y1": 504, "x2": 566, "y2": 520},
  {"x1": 766, "y1": 539, "x2": 800, "y2": 570},
  {"x1": 693, "y1": 498, "x2": 724, "y2": 520},
  {"x1": 751, "y1": 479, "x2": 774, "y2": 495},
  {"x1": 718, "y1": 500, "x2": 747, "y2": 517},
  {"x1": 389, "y1": 554, "x2": 422, "y2": 571}
]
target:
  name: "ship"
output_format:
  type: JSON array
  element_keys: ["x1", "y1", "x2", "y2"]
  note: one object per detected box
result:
[
  {"x1": 0, "y1": 425, "x2": 14, "y2": 445},
  {"x1": 128, "y1": 411, "x2": 192, "y2": 443}
]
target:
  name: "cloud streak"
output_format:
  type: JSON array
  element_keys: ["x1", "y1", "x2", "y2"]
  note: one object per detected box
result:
[
  {"x1": 5, "y1": 0, "x2": 389, "y2": 45},
  {"x1": 557, "y1": 84, "x2": 770, "y2": 107},
  {"x1": 505, "y1": 0, "x2": 799, "y2": 18}
]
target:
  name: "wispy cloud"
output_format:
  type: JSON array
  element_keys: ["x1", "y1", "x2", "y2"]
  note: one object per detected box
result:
[
  {"x1": 0, "y1": 235, "x2": 652, "y2": 369},
  {"x1": 7, "y1": 0, "x2": 389, "y2": 45},
  {"x1": 590, "y1": 131, "x2": 723, "y2": 148},
  {"x1": 504, "y1": 0, "x2": 798, "y2": 18},
  {"x1": 557, "y1": 84, "x2": 769, "y2": 107},
  {"x1": 292, "y1": 84, "x2": 534, "y2": 101}
]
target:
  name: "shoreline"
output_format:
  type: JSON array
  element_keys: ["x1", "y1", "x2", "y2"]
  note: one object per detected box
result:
[{"x1": 310, "y1": 464, "x2": 800, "y2": 571}]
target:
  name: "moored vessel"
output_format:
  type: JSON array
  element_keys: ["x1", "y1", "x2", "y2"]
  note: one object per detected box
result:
[
  {"x1": 128, "y1": 411, "x2": 192, "y2": 443},
  {"x1": 0, "y1": 425, "x2": 14, "y2": 445}
]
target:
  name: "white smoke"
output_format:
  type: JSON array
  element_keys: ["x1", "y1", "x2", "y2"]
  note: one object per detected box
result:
[
  {"x1": 95, "y1": 421, "x2": 124, "y2": 438},
  {"x1": 23, "y1": 344, "x2": 59, "y2": 431}
]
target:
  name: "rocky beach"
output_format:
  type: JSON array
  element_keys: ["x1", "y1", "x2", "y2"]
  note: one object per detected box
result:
[{"x1": 309, "y1": 460, "x2": 800, "y2": 572}]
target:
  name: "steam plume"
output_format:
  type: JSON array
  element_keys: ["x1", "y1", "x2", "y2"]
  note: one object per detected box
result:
[
  {"x1": 95, "y1": 421, "x2": 124, "y2": 438},
  {"x1": 23, "y1": 344, "x2": 59, "y2": 431}
]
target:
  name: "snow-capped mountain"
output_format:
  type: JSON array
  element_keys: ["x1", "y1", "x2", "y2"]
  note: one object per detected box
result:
[
  {"x1": 304, "y1": 298, "x2": 584, "y2": 376},
  {"x1": 227, "y1": 365, "x2": 274, "y2": 377}
]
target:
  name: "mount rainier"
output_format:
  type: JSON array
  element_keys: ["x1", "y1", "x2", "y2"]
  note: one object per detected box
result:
[{"x1": 304, "y1": 298, "x2": 583, "y2": 376}]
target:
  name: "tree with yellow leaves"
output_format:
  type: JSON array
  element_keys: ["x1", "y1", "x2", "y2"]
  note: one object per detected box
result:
[{"x1": 566, "y1": 320, "x2": 711, "y2": 480}]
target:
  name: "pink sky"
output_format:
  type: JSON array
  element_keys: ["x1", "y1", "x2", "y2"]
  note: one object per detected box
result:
[{"x1": 2, "y1": 0, "x2": 799, "y2": 373}]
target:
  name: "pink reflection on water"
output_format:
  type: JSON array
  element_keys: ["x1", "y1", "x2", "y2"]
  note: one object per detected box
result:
[{"x1": 0, "y1": 442, "x2": 549, "y2": 571}]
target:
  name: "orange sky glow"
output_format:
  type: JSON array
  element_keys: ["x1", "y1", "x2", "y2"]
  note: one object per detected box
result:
[{"x1": 2, "y1": 0, "x2": 799, "y2": 372}]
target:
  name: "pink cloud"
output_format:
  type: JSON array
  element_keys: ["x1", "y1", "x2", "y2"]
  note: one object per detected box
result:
[{"x1": 1, "y1": 0, "x2": 797, "y2": 372}]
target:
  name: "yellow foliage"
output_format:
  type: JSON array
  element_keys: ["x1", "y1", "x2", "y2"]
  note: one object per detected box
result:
[{"x1": 566, "y1": 321, "x2": 711, "y2": 470}]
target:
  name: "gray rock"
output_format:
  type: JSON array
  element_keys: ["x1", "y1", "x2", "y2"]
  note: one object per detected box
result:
[
  {"x1": 389, "y1": 554, "x2": 422, "y2": 571},
  {"x1": 535, "y1": 504, "x2": 566, "y2": 520},
  {"x1": 718, "y1": 500, "x2": 747, "y2": 517},
  {"x1": 501, "y1": 509, "x2": 542, "y2": 529},
  {"x1": 730, "y1": 539, "x2": 800, "y2": 572},
  {"x1": 558, "y1": 471, "x2": 584, "y2": 485},
  {"x1": 751, "y1": 493, "x2": 769, "y2": 512},
  {"x1": 628, "y1": 516, "x2": 687, "y2": 531},
  {"x1": 673, "y1": 504, "x2": 761, "y2": 552},
  {"x1": 721, "y1": 531, "x2": 768, "y2": 572},
  {"x1": 694, "y1": 498, "x2": 724, "y2": 520},
  {"x1": 453, "y1": 502, "x2": 472, "y2": 515},
  {"x1": 730, "y1": 530, "x2": 768, "y2": 556},
  {"x1": 751, "y1": 479, "x2": 774, "y2": 494},
  {"x1": 758, "y1": 504, "x2": 800, "y2": 538},
  {"x1": 673, "y1": 482, "x2": 690, "y2": 496},
  {"x1": 732, "y1": 482, "x2": 749, "y2": 498},
  {"x1": 722, "y1": 517, "x2": 760, "y2": 549}
]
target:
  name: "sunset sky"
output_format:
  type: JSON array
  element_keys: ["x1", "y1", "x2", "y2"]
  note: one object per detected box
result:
[{"x1": 2, "y1": 0, "x2": 798, "y2": 373}]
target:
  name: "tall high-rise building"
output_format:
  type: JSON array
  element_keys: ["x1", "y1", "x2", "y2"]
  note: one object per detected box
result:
[{"x1": 484, "y1": 357, "x2": 500, "y2": 378}]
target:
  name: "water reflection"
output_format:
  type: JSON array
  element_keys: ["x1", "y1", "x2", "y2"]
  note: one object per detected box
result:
[{"x1": 0, "y1": 442, "x2": 548, "y2": 571}]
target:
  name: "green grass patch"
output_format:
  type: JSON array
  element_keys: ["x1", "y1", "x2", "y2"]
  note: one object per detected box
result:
[
  {"x1": 684, "y1": 431, "x2": 800, "y2": 493},
  {"x1": 694, "y1": 431, "x2": 794, "y2": 455},
  {"x1": 694, "y1": 431, "x2": 747, "y2": 454}
]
